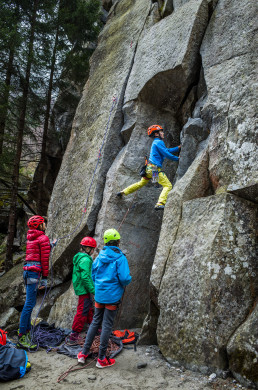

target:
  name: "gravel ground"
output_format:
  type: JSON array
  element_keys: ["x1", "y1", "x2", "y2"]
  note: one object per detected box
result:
[{"x1": 1, "y1": 344, "x2": 249, "y2": 390}]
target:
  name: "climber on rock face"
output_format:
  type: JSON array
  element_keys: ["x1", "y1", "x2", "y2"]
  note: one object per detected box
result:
[{"x1": 117, "y1": 125, "x2": 181, "y2": 210}]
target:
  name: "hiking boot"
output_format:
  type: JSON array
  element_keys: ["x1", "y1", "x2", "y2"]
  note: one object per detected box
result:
[
  {"x1": 77, "y1": 351, "x2": 89, "y2": 364},
  {"x1": 154, "y1": 203, "x2": 165, "y2": 210},
  {"x1": 17, "y1": 334, "x2": 37, "y2": 351},
  {"x1": 25, "y1": 331, "x2": 35, "y2": 344},
  {"x1": 116, "y1": 191, "x2": 124, "y2": 198},
  {"x1": 69, "y1": 332, "x2": 79, "y2": 343},
  {"x1": 96, "y1": 356, "x2": 115, "y2": 369}
]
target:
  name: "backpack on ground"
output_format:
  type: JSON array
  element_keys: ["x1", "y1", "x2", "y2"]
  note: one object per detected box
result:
[
  {"x1": 112, "y1": 329, "x2": 138, "y2": 344},
  {"x1": 0, "y1": 344, "x2": 31, "y2": 381}
]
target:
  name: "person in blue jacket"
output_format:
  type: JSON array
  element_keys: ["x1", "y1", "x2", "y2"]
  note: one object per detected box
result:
[
  {"x1": 77, "y1": 228, "x2": 131, "y2": 369},
  {"x1": 117, "y1": 125, "x2": 181, "y2": 210}
]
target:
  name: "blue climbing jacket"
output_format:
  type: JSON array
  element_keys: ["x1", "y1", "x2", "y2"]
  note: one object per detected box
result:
[
  {"x1": 149, "y1": 139, "x2": 179, "y2": 168},
  {"x1": 92, "y1": 246, "x2": 132, "y2": 304}
]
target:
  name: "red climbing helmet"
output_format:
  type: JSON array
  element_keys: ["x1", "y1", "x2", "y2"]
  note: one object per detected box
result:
[
  {"x1": 27, "y1": 215, "x2": 45, "y2": 229},
  {"x1": 80, "y1": 237, "x2": 97, "y2": 248},
  {"x1": 147, "y1": 125, "x2": 163, "y2": 137}
]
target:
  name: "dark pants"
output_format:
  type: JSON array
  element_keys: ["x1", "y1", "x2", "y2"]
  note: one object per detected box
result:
[
  {"x1": 82, "y1": 306, "x2": 117, "y2": 360},
  {"x1": 19, "y1": 271, "x2": 40, "y2": 334},
  {"x1": 72, "y1": 294, "x2": 93, "y2": 333}
]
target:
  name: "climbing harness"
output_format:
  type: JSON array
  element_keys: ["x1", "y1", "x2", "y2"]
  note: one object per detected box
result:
[{"x1": 147, "y1": 163, "x2": 159, "y2": 184}]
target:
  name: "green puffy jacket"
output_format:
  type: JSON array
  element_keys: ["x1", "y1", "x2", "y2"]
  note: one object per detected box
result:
[{"x1": 72, "y1": 252, "x2": 95, "y2": 295}]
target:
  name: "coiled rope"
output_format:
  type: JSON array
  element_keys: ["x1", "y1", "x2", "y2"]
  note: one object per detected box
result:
[{"x1": 56, "y1": 335, "x2": 121, "y2": 383}]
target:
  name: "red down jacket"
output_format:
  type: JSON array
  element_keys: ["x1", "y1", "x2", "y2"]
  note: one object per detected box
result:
[{"x1": 23, "y1": 229, "x2": 51, "y2": 277}]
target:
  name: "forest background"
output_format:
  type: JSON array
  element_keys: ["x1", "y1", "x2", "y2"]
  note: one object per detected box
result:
[{"x1": 0, "y1": 0, "x2": 102, "y2": 273}]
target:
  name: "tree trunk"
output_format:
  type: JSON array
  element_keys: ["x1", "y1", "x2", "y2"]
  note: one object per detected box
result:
[
  {"x1": 0, "y1": 5, "x2": 19, "y2": 155},
  {"x1": 0, "y1": 46, "x2": 15, "y2": 155},
  {"x1": 5, "y1": 0, "x2": 39, "y2": 272},
  {"x1": 37, "y1": 18, "x2": 60, "y2": 215}
]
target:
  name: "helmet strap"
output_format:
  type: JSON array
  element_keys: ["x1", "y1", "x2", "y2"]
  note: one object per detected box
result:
[{"x1": 81, "y1": 246, "x2": 94, "y2": 255}]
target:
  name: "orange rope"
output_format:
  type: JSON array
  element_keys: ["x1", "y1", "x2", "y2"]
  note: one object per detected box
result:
[
  {"x1": 57, "y1": 359, "x2": 96, "y2": 383},
  {"x1": 118, "y1": 193, "x2": 137, "y2": 230},
  {"x1": 57, "y1": 335, "x2": 121, "y2": 383}
]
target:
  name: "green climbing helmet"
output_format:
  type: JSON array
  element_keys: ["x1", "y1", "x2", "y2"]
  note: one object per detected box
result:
[{"x1": 103, "y1": 228, "x2": 121, "y2": 244}]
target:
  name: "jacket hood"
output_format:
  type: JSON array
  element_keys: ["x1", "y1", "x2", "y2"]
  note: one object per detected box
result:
[
  {"x1": 27, "y1": 229, "x2": 45, "y2": 241},
  {"x1": 73, "y1": 252, "x2": 92, "y2": 266},
  {"x1": 98, "y1": 246, "x2": 123, "y2": 264}
]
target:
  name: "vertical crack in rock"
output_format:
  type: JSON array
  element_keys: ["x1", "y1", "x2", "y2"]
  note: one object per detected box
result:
[
  {"x1": 139, "y1": 0, "x2": 217, "y2": 342},
  {"x1": 47, "y1": 0, "x2": 155, "y2": 327},
  {"x1": 158, "y1": 204, "x2": 183, "y2": 291}
]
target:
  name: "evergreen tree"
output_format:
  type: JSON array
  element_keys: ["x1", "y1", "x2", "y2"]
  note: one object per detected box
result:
[
  {"x1": 35, "y1": 0, "x2": 101, "y2": 214},
  {"x1": 1, "y1": 0, "x2": 101, "y2": 270},
  {"x1": 5, "y1": 0, "x2": 40, "y2": 271}
]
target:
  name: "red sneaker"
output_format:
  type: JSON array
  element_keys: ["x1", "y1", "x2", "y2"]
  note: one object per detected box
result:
[
  {"x1": 96, "y1": 356, "x2": 115, "y2": 369},
  {"x1": 77, "y1": 351, "x2": 88, "y2": 364}
]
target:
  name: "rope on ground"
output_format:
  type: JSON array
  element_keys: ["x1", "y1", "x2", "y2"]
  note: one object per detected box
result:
[
  {"x1": 32, "y1": 325, "x2": 65, "y2": 351},
  {"x1": 65, "y1": 334, "x2": 121, "y2": 356},
  {"x1": 57, "y1": 335, "x2": 121, "y2": 383},
  {"x1": 57, "y1": 359, "x2": 97, "y2": 383}
]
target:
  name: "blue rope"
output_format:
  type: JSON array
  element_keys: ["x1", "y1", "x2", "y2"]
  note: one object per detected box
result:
[{"x1": 32, "y1": 325, "x2": 65, "y2": 351}]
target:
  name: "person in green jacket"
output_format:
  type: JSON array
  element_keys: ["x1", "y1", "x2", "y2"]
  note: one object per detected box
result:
[{"x1": 69, "y1": 237, "x2": 97, "y2": 342}]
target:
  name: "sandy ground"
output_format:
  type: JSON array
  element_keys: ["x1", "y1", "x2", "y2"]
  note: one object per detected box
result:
[{"x1": 2, "y1": 344, "x2": 248, "y2": 390}]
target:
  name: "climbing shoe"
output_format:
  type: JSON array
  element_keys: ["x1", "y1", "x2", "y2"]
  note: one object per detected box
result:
[
  {"x1": 77, "y1": 351, "x2": 89, "y2": 364},
  {"x1": 17, "y1": 334, "x2": 37, "y2": 351},
  {"x1": 116, "y1": 191, "x2": 123, "y2": 198},
  {"x1": 154, "y1": 203, "x2": 165, "y2": 210},
  {"x1": 96, "y1": 356, "x2": 115, "y2": 369}
]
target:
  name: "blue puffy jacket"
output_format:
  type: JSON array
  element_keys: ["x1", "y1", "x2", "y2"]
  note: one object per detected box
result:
[
  {"x1": 92, "y1": 246, "x2": 132, "y2": 304},
  {"x1": 149, "y1": 139, "x2": 179, "y2": 168}
]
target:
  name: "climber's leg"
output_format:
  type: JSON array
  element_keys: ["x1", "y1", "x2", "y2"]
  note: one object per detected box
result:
[{"x1": 155, "y1": 171, "x2": 172, "y2": 207}]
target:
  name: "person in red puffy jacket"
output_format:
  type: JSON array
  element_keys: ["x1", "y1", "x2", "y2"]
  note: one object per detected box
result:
[{"x1": 17, "y1": 215, "x2": 54, "y2": 350}]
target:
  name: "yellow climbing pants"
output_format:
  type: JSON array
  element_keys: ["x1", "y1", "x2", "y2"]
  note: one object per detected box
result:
[{"x1": 123, "y1": 165, "x2": 172, "y2": 205}]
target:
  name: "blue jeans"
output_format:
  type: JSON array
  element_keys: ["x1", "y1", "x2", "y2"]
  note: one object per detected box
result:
[
  {"x1": 19, "y1": 271, "x2": 40, "y2": 334},
  {"x1": 82, "y1": 306, "x2": 117, "y2": 360}
]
